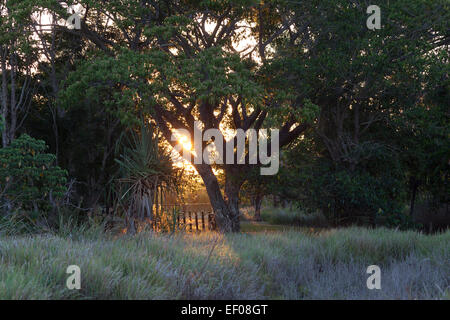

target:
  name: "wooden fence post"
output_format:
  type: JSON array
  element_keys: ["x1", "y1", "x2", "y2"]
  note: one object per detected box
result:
[
  {"x1": 195, "y1": 212, "x2": 199, "y2": 231},
  {"x1": 201, "y1": 211, "x2": 205, "y2": 230},
  {"x1": 188, "y1": 211, "x2": 192, "y2": 232}
]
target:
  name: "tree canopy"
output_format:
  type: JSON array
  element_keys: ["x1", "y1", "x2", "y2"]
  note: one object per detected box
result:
[{"x1": 1, "y1": 0, "x2": 448, "y2": 232}]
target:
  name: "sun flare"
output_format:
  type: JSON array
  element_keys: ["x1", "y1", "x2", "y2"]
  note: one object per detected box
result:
[{"x1": 178, "y1": 135, "x2": 192, "y2": 150}]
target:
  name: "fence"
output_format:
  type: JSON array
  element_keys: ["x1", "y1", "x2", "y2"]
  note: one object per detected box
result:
[
  {"x1": 176, "y1": 210, "x2": 217, "y2": 232},
  {"x1": 151, "y1": 203, "x2": 216, "y2": 232},
  {"x1": 102, "y1": 203, "x2": 217, "y2": 233}
]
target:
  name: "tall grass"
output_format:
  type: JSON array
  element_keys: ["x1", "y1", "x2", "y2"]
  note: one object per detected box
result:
[
  {"x1": 260, "y1": 207, "x2": 329, "y2": 227},
  {"x1": 0, "y1": 227, "x2": 448, "y2": 299}
]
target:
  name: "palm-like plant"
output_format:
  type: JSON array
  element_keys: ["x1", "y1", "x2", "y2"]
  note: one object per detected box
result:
[{"x1": 115, "y1": 124, "x2": 181, "y2": 234}]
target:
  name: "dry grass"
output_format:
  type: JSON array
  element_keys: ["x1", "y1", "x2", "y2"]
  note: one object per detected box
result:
[{"x1": 0, "y1": 227, "x2": 448, "y2": 299}]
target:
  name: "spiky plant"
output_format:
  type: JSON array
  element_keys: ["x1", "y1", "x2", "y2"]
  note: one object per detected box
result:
[{"x1": 115, "y1": 124, "x2": 181, "y2": 234}]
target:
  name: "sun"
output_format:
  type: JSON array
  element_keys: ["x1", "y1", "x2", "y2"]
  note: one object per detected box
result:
[{"x1": 178, "y1": 135, "x2": 192, "y2": 151}]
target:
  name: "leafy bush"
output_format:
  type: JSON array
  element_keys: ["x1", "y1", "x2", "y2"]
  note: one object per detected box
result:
[
  {"x1": 310, "y1": 168, "x2": 406, "y2": 226},
  {"x1": 278, "y1": 134, "x2": 413, "y2": 228},
  {"x1": 0, "y1": 134, "x2": 67, "y2": 214}
]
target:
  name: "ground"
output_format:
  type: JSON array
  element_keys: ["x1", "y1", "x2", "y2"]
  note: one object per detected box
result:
[{"x1": 0, "y1": 225, "x2": 448, "y2": 299}]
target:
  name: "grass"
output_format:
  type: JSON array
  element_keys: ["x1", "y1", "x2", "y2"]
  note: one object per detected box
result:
[
  {"x1": 0, "y1": 226, "x2": 448, "y2": 299},
  {"x1": 240, "y1": 221, "x2": 301, "y2": 232},
  {"x1": 259, "y1": 207, "x2": 329, "y2": 227}
]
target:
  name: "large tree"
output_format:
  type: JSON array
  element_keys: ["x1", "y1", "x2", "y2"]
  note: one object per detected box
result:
[
  {"x1": 28, "y1": 0, "x2": 448, "y2": 231},
  {"x1": 258, "y1": 0, "x2": 449, "y2": 225},
  {"x1": 43, "y1": 0, "x2": 313, "y2": 232}
]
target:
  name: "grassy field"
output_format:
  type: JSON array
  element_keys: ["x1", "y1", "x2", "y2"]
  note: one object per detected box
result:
[{"x1": 0, "y1": 226, "x2": 448, "y2": 299}]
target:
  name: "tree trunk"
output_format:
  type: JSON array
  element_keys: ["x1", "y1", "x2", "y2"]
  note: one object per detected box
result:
[
  {"x1": 409, "y1": 177, "x2": 419, "y2": 217},
  {"x1": 1, "y1": 46, "x2": 9, "y2": 147},
  {"x1": 9, "y1": 49, "x2": 16, "y2": 142},
  {"x1": 273, "y1": 195, "x2": 280, "y2": 207},
  {"x1": 225, "y1": 177, "x2": 241, "y2": 232},
  {"x1": 195, "y1": 164, "x2": 241, "y2": 232},
  {"x1": 254, "y1": 193, "x2": 263, "y2": 221}
]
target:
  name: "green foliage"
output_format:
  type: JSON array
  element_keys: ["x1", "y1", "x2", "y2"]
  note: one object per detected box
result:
[
  {"x1": 0, "y1": 134, "x2": 67, "y2": 213},
  {"x1": 393, "y1": 55, "x2": 450, "y2": 206},
  {"x1": 306, "y1": 170, "x2": 401, "y2": 225},
  {"x1": 115, "y1": 125, "x2": 176, "y2": 182},
  {"x1": 258, "y1": 0, "x2": 449, "y2": 230},
  {"x1": 275, "y1": 133, "x2": 413, "y2": 228},
  {"x1": 260, "y1": 207, "x2": 328, "y2": 227},
  {"x1": 1, "y1": 0, "x2": 447, "y2": 232},
  {"x1": 115, "y1": 123, "x2": 182, "y2": 232},
  {"x1": 158, "y1": 207, "x2": 184, "y2": 234}
]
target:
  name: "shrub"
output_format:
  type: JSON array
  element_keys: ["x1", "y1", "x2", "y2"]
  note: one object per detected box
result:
[{"x1": 0, "y1": 134, "x2": 67, "y2": 215}]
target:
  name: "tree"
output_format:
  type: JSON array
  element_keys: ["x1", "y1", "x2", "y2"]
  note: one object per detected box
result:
[
  {"x1": 395, "y1": 55, "x2": 449, "y2": 217},
  {"x1": 0, "y1": 0, "x2": 37, "y2": 146},
  {"x1": 246, "y1": 0, "x2": 449, "y2": 227},
  {"x1": 20, "y1": 0, "x2": 449, "y2": 232},
  {"x1": 48, "y1": 0, "x2": 313, "y2": 232},
  {"x1": 240, "y1": 168, "x2": 270, "y2": 221}
]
